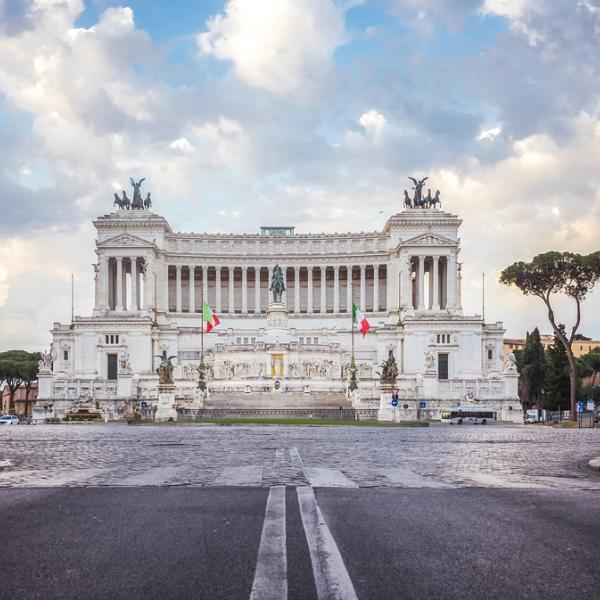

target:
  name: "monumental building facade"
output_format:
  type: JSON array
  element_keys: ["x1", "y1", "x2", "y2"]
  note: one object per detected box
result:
[{"x1": 36, "y1": 192, "x2": 521, "y2": 421}]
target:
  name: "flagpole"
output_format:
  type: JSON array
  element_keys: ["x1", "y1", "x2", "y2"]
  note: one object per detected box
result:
[
  {"x1": 349, "y1": 304, "x2": 357, "y2": 391},
  {"x1": 198, "y1": 272, "x2": 206, "y2": 391}
]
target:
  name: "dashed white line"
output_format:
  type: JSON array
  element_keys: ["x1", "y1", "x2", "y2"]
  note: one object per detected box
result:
[
  {"x1": 289, "y1": 447, "x2": 302, "y2": 466},
  {"x1": 297, "y1": 486, "x2": 358, "y2": 600},
  {"x1": 250, "y1": 486, "x2": 287, "y2": 600}
]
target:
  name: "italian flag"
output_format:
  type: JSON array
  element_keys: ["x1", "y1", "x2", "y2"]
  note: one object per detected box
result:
[
  {"x1": 203, "y1": 301, "x2": 220, "y2": 333},
  {"x1": 353, "y1": 303, "x2": 370, "y2": 337}
]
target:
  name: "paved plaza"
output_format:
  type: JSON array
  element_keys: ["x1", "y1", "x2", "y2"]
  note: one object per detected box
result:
[
  {"x1": 1, "y1": 424, "x2": 600, "y2": 600},
  {"x1": 0, "y1": 423, "x2": 599, "y2": 489}
]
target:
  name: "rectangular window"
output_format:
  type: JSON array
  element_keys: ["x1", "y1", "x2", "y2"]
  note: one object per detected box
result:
[
  {"x1": 63, "y1": 350, "x2": 69, "y2": 361},
  {"x1": 105, "y1": 335, "x2": 109, "y2": 344},
  {"x1": 437, "y1": 334, "x2": 440, "y2": 344},
  {"x1": 299, "y1": 337, "x2": 304, "y2": 344},
  {"x1": 107, "y1": 353, "x2": 118, "y2": 380},
  {"x1": 438, "y1": 353, "x2": 449, "y2": 380},
  {"x1": 314, "y1": 337, "x2": 319, "y2": 345},
  {"x1": 487, "y1": 349, "x2": 493, "y2": 360},
  {"x1": 236, "y1": 337, "x2": 241, "y2": 345}
]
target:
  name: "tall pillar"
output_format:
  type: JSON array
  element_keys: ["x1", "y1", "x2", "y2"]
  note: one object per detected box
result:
[
  {"x1": 115, "y1": 257, "x2": 123, "y2": 311},
  {"x1": 373, "y1": 265, "x2": 379, "y2": 312},
  {"x1": 432, "y1": 256, "x2": 440, "y2": 311},
  {"x1": 215, "y1": 267, "x2": 222, "y2": 313},
  {"x1": 404, "y1": 256, "x2": 412, "y2": 309},
  {"x1": 346, "y1": 266, "x2": 353, "y2": 313},
  {"x1": 360, "y1": 264, "x2": 366, "y2": 311},
  {"x1": 387, "y1": 259, "x2": 400, "y2": 313},
  {"x1": 143, "y1": 258, "x2": 154, "y2": 310},
  {"x1": 333, "y1": 266, "x2": 340, "y2": 313},
  {"x1": 448, "y1": 253, "x2": 457, "y2": 310},
  {"x1": 307, "y1": 266, "x2": 313, "y2": 313},
  {"x1": 294, "y1": 266, "x2": 300, "y2": 313},
  {"x1": 228, "y1": 266, "x2": 235, "y2": 313},
  {"x1": 417, "y1": 256, "x2": 425, "y2": 310},
  {"x1": 131, "y1": 257, "x2": 138, "y2": 310},
  {"x1": 100, "y1": 255, "x2": 109, "y2": 310},
  {"x1": 122, "y1": 258, "x2": 128, "y2": 311},
  {"x1": 320, "y1": 266, "x2": 327, "y2": 313},
  {"x1": 268, "y1": 266, "x2": 273, "y2": 305},
  {"x1": 202, "y1": 266, "x2": 208, "y2": 304},
  {"x1": 457, "y1": 263, "x2": 463, "y2": 311},
  {"x1": 189, "y1": 266, "x2": 195, "y2": 313},
  {"x1": 241, "y1": 266, "x2": 248, "y2": 313},
  {"x1": 175, "y1": 265, "x2": 182, "y2": 313},
  {"x1": 255, "y1": 266, "x2": 261, "y2": 313}
]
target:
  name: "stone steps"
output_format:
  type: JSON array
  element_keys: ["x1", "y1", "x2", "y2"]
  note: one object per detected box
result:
[{"x1": 205, "y1": 391, "x2": 352, "y2": 409}]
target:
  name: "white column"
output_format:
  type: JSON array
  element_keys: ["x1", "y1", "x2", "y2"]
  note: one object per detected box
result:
[
  {"x1": 228, "y1": 266, "x2": 235, "y2": 313},
  {"x1": 294, "y1": 266, "x2": 300, "y2": 313},
  {"x1": 189, "y1": 266, "x2": 195, "y2": 313},
  {"x1": 373, "y1": 265, "x2": 379, "y2": 312},
  {"x1": 360, "y1": 264, "x2": 366, "y2": 311},
  {"x1": 241, "y1": 266, "x2": 248, "y2": 313},
  {"x1": 448, "y1": 253, "x2": 457, "y2": 310},
  {"x1": 268, "y1": 266, "x2": 273, "y2": 305},
  {"x1": 131, "y1": 257, "x2": 138, "y2": 310},
  {"x1": 143, "y1": 258, "x2": 154, "y2": 310},
  {"x1": 333, "y1": 265, "x2": 340, "y2": 313},
  {"x1": 346, "y1": 266, "x2": 353, "y2": 313},
  {"x1": 215, "y1": 267, "x2": 222, "y2": 313},
  {"x1": 115, "y1": 257, "x2": 123, "y2": 311},
  {"x1": 387, "y1": 258, "x2": 400, "y2": 313},
  {"x1": 100, "y1": 255, "x2": 109, "y2": 310},
  {"x1": 255, "y1": 266, "x2": 261, "y2": 313},
  {"x1": 403, "y1": 256, "x2": 412, "y2": 309},
  {"x1": 433, "y1": 256, "x2": 440, "y2": 311},
  {"x1": 417, "y1": 256, "x2": 425, "y2": 310},
  {"x1": 122, "y1": 258, "x2": 128, "y2": 311},
  {"x1": 307, "y1": 266, "x2": 313, "y2": 313},
  {"x1": 202, "y1": 266, "x2": 208, "y2": 304},
  {"x1": 175, "y1": 265, "x2": 182, "y2": 313},
  {"x1": 457, "y1": 263, "x2": 463, "y2": 311},
  {"x1": 320, "y1": 266, "x2": 327, "y2": 313}
]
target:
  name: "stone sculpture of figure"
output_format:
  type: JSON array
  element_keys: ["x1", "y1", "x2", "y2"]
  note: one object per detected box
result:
[
  {"x1": 155, "y1": 350, "x2": 175, "y2": 384},
  {"x1": 38, "y1": 346, "x2": 55, "y2": 371},
  {"x1": 504, "y1": 351, "x2": 518, "y2": 374},
  {"x1": 424, "y1": 350, "x2": 436, "y2": 373},
  {"x1": 130, "y1": 177, "x2": 145, "y2": 210},
  {"x1": 431, "y1": 190, "x2": 441, "y2": 209},
  {"x1": 144, "y1": 192, "x2": 152, "y2": 209},
  {"x1": 403, "y1": 190, "x2": 412, "y2": 209},
  {"x1": 379, "y1": 349, "x2": 398, "y2": 385},
  {"x1": 269, "y1": 264, "x2": 286, "y2": 303},
  {"x1": 119, "y1": 350, "x2": 131, "y2": 371},
  {"x1": 424, "y1": 188, "x2": 433, "y2": 208},
  {"x1": 121, "y1": 190, "x2": 131, "y2": 209},
  {"x1": 409, "y1": 176, "x2": 428, "y2": 207}
]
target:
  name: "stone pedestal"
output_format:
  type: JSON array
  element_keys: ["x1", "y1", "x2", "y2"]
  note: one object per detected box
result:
[
  {"x1": 377, "y1": 383, "x2": 394, "y2": 421},
  {"x1": 37, "y1": 371, "x2": 53, "y2": 400},
  {"x1": 421, "y1": 372, "x2": 438, "y2": 399},
  {"x1": 117, "y1": 373, "x2": 133, "y2": 399},
  {"x1": 155, "y1": 384, "x2": 177, "y2": 421},
  {"x1": 266, "y1": 303, "x2": 288, "y2": 330}
]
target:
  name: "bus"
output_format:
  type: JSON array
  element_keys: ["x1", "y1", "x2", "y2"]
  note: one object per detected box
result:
[{"x1": 448, "y1": 407, "x2": 497, "y2": 425}]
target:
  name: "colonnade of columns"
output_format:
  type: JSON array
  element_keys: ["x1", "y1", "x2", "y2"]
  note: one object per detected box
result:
[
  {"x1": 98, "y1": 256, "x2": 152, "y2": 312},
  {"x1": 403, "y1": 253, "x2": 457, "y2": 311},
  {"x1": 166, "y1": 264, "x2": 387, "y2": 315}
]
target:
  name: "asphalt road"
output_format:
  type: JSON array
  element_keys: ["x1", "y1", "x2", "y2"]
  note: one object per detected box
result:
[{"x1": 1, "y1": 485, "x2": 600, "y2": 600}]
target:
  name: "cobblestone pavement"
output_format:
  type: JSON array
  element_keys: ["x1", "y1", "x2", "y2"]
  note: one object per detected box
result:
[{"x1": 0, "y1": 424, "x2": 599, "y2": 489}]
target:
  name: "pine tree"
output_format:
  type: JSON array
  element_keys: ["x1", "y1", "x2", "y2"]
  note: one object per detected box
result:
[
  {"x1": 521, "y1": 328, "x2": 546, "y2": 409},
  {"x1": 544, "y1": 326, "x2": 571, "y2": 410}
]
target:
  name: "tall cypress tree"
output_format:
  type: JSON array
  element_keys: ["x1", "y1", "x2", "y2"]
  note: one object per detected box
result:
[
  {"x1": 544, "y1": 326, "x2": 571, "y2": 410},
  {"x1": 522, "y1": 327, "x2": 546, "y2": 409}
]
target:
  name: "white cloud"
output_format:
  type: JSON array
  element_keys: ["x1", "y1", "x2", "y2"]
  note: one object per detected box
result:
[
  {"x1": 478, "y1": 124, "x2": 502, "y2": 141},
  {"x1": 359, "y1": 109, "x2": 387, "y2": 135},
  {"x1": 197, "y1": 0, "x2": 347, "y2": 95}
]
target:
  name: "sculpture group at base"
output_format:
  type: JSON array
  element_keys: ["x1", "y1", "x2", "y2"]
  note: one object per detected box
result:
[
  {"x1": 404, "y1": 177, "x2": 441, "y2": 209},
  {"x1": 113, "y1": 178, "x2": 152, "y2": 210}
]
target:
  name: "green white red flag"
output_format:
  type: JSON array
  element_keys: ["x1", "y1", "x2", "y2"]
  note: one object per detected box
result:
[
  {"x1": 352, "y1": 303, "x2": 370, "y2": 337},
  {"x1": 202, "y1": 301, "x2": 220, "y2": 333}
]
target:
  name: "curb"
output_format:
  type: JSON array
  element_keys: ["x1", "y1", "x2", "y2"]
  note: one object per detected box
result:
[{"x1": 588, "y1": 457, "x2": 600, "y2": 472}]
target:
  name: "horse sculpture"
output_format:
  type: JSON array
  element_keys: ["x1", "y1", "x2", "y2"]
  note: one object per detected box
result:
[
  {"x1": 269, "y1": 264, "x2": 286, "y2": 304},
  {"x1": 144, "y1": 192, "x2": 152, "y2": 209},
  {"x1": 430, "y1": 190, "x2": 441, "y2": 208},
  {"x1": 113, "y1": 191, "x2": 131, "y2": 210},
  {"x1": 403, "y1": 190, "x2": 412, "y2": 209},
  {"x1": 409, "y1": 176, "x2": 428, "y2": 207}
]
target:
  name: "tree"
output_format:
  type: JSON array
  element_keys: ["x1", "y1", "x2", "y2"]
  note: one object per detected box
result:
[
  {"x1": 19, "y1": 354, "x2": 40, "y2": 416},
  {"x1": 544, "y1": 327, "x2": 571, "y2": 411},
  {"x1": 521, "y1": 328, "x2": 546, "y2": 410},
  {"x1": 500, "y1": 251, "x2": 600, "y2": 419},
  {"x1": 0, "y1": 350, "x2": 39, "y2": 415},
  {"x1": 579, "y1": 347, "x2": 600, "y2": 388}
]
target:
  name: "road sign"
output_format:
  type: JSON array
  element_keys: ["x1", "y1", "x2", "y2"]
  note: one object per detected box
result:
[
  {"x1": 140, "y1": 401, "x2": 148, "y2": 409},
  {"x1": 587, "y1": 400, "x2": 595, "y2": 412},
  {"x1": 577, "y1": 401, "x2": 585, "y2": 414},
  {"x1": 391, "y1": 398, "x2": 398, "y2": 407},
  {"x1": 403, "y1": 404, "x2": 409, "y2": 409},
  {"x1": 419, "y1": 401, "x2": 426, "y2": 409}
]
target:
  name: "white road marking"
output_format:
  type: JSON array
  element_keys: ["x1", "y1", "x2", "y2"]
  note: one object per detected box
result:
[
  {"x1": 250, "y1": 486, "x2": 287, "y2": 600},
  {"x1": 304, "y1": 467, "x2": 358, "y2": 488},
  {"x1": 275, "y1": 448, "x2": 285, "y2": 465},
  {"x1": 289, "y1": 447, "x2": 302, "y2": 466},
  {"x1": 212, "y1": 466, "x2": 263, "y2": 486},
  {"x1": 381, "y1": 467, "x2": 455, "y2": 488},
  {"x1": 297, "y1": 486, "x2": 358, "y2": 600}
]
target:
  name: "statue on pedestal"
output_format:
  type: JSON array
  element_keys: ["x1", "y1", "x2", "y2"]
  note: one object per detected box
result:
[
  {"x1": 156, "y1": 350, "x2": 176, "y2": 385},
  {"x1": 378, "y1": 349, "x2": 398, "y2": 386},
  {"x1": 269, "y1": 264, "x2": 286, "y2": 303}
]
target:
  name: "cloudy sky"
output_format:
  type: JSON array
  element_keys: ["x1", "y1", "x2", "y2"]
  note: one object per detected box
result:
[{"x1": 1, "y1": 0, "x2": 600, "y2": 350}]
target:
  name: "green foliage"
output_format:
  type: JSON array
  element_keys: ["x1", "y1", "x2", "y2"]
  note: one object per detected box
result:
[
  {"x1": 521, "y1": 328, "x2": 546, "y2": 409},
  {"x1": 0, "y1": 350, "x2": 40, "y2": 412},
  {"x1": 544, "y1": 327, "x2": 571, "y2": 410}
]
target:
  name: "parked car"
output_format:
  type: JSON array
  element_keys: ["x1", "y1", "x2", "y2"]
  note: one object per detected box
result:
[{"x1": 0, "y1": 415, "x2": 19, "y2": 425}]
